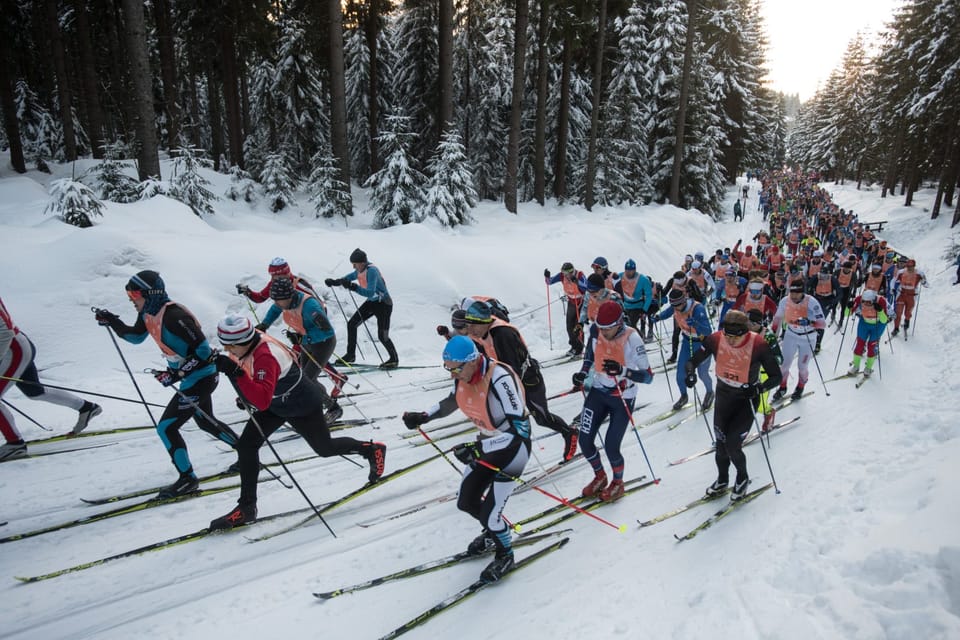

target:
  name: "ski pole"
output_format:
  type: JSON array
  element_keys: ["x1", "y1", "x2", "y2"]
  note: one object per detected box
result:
[
  {"x1": 0, "y1": 375, "x2": 166, "y2": 408},
  {"x1": 417, "y1": 427, "x2": 462, "y2": 475},
  {"x1": 244, "y1": 296, "x2": 261, "y2": 324},
  {"x1": 803, "y1": 330, "x2": 830, "y2": 397},
  {"x1": 912, "y1": 287, "x2": 921, "y2": 337},
  {"x1": 652, "y1": 320, "x2": 675, "y2": 403},
  {"x1": 613, "y1": 386, "x2": 660, "y2": 483},
  {"x1": 2, "y1": 399, "x2": 52, "y2": 431},
  {"x1": 750, "y1": 399, "x2": 781, "y2": 495},
  {"x1": 472, "y1": 459, "x2": 627, "y2": 532},
  {"x1": 144, "y1": 370, "x2": 240, "y2": 445},
  {"x1": 691, "y1": 383, "x2": 715, "y2": 446},
  {"x1": 546, "y1": 282, "x2": 554, "y2": 351},
  {"x1": 297, "y1": 346, "x2": 371, "y2": 423},
  {"x1": 833, "y1": 311, "x2": 853, "y2": 373},
  {"x1": 329, "y1": 288, "x2": 365, "y2": 361},
  {"x1": 226, "y1": 376, "x2": 337, "y2": 539},
  {"x1": 94, "y1": 310, "x2": 158, "y2": 427}
]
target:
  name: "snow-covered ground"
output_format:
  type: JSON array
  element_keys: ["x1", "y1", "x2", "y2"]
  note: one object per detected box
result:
[{"x1": 1, "y1": 160, "x2": 958, "y2": 640}]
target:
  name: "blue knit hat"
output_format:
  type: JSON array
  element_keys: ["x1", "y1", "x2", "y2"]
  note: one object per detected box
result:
[{"x1": 442, "y1": 335, "x2": 479, "y2": 363}]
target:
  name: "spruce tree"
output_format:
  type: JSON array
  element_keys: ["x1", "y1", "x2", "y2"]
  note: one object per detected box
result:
[
  {"x1": 307, "y1": 151, "x2": 352, "y2": 219},
  {"x1": 44, "y1": 178, "x2": 104, "y2": 228},
  {"x1": 169, "y1": 146, "x2": 218, "y2": 216},
  {"x1": 424, "y1": 130, "x2": 477, "y2": 226},
  {"x1": 364, "y1": 114, "x2": 425, "y2": 228}
]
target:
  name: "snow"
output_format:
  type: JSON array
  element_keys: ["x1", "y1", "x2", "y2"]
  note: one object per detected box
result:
[{"x1": 1, "y1": 160, "x2": 959, "y2": 640}]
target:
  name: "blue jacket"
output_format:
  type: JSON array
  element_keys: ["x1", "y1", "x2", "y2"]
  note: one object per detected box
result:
[
  {"x1": 341, "y1": 264, "x2": 392, "y2": 303},
  {"x1": 262, "y1": 291, "x2": 335, "y2": 344}
]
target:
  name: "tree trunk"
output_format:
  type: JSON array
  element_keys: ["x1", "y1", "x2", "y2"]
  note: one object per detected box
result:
[
  {"x1": 533, "y1": 0, "x2": 548, "y2": 206},
  {"x1": 503, "y1": 0, "x2": 529, "y2": 214},
  {"x1": 120, "y1": 0, "x2": 160, "y2": 179},
  {"x1": 0, "y1": 30, "x2": 25, "y2": 173},
  {"x1": 206, "y1": 61, "x2": 224, "y2": 171},
  {"x1": 153, "y1": 0, "x2": 180, "y2": 149},
  {"x1": 437, "y1": 0, "x2": 454, "y2": 136},
  {"x1": 943, "y1": 141, "x2": 959, "y2": 208},
  {"x1": 931, "y1": 115, "x2": 959, "y2": 219},
  {"x1": 71, "y1": 0, "x2": 106, "y2": 158},
  {"x1": 952, "y1": 191, "x2": 960, "y2": 228},
  {"x1": 328, "y1": 0, "x2": 352, "y2": 198},
  {"x1": 669, "y1": 0, "x2": 696, "y2": 207},
  {"x1": 881, "y1": 121, "x2": 904, "y2": 198},
  {"x1": 219, "y1": 3, "x2": 244, "y2": 169},
  {"x1": 44, "y1": 0, "x2": 77, "y2": 160},
  {"x1": 366, "y1": 0, "x2": 381, "y2": 173},
  {"x1": 553, "y1": 32, "x2": 572, "y2": 201},
  {"x1": 582, "y1": 0, "x2": 607, "y2": 211}
]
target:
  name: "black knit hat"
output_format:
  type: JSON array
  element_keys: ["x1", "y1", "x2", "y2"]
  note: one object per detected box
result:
[
  {"x1": 350, "y1": 248, "x2": 368, "y2": 263},
  {"x1": 269, "y1": 277, "x2": 296, "y2": 300}
]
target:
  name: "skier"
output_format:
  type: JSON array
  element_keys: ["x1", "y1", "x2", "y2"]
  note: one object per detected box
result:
[
  {"x1": 1, "y1": 296, "x2": 101, "y2": 460},
  {"x1": 570, "y1": 301, "x2": 654, "y2": 502},
  {"x1": 235, "y1": 257, "x2": 320, "y2": 303},
  {"x1": 209, "y1": 315, "x2": 386, "y2": 530},
  {"x1": 544, "y1": 262, "x2": 587, "y2": 357},
  {"x1": 845, "y1": 289, "x2": 889, "y2": 377},
  {"x1": 769, "y1": 278, "x2": 826, "y2": 401},
  {"x1": 615, "y1": 259, "x2": 654, "y2": 340},
  {"x1": 809, "y1": 266, "x2": 840, "y2": 352},
  {"x1": 257, "y1": 278, "x2": 344, "y2": 423},
  {"x1": 733, "y1": 199, "x2": 743, "y2": 221},
  {"x1": 326, "y1": 248, "x2": 399, "y2": 369},
  {"x1": 458, "y1": 300, "x2": 578, "y2": 463},
  {"x1": 685, "y1": 310, "x2": 782, "y2": 500},
  {"x1": 653, "y1": 288, "x2": 715, "y2": 411},
  {"x1": 94, "y1": 271, "x2": 240, "y2": 497},
  {"x1": 661, "y1": 270, "x2": 705, "y2": 363},
  {"x1": 401, "y1": 336, "x2": 531, "y2": 582},
  {"x1": 733, "y1": 278, "x2": 778, "y2": 326},
  {"x1": 590, "y1": 256, "x2": 618, "y2": 291},
  {"x1": 579, "y1": 273, "x2": 621, "y2": 327},
  {"x1": 891, "y1": 259, "x2": 926, "y2": 337}
]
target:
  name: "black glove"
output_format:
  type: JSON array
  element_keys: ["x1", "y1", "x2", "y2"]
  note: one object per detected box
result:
[
  {"x1": 215, "y1": 354, "x2": 244, "y2": 379},
  {"x1": 402, "y1": 411, "x2": 430, "y2": 430},
  {"x1": 348, "y1": 282, "x2": 359, "y2": 292},
  {"x1": 685, "y1": 373, "x2": 698, "y2": 388},
  {"x1": 602, "y1": 359, "x2": 622, "y2": 376},
  {"x1": 324, "y1": 278, "x2": 339, "y2": 287},
  {"x1": 179, "y1": 354, "x2": 205, "y2": 375},
  {"x1": 285, "y1": 330, "x2": 302, "y2": 345},
  {"x1": 544, "y1": 268, "x2": 551, "y2": 279},
  {"x1": 94, "y1": 309, "x2": 118, "y2": 326},
  {"x1": 154, "y1": 369, "x2": 177, "y2": 387},
  {"x1": 235, "y1": 396, "x2": 247, "y2": 411},
  {"x1": 572, "y1": 370, "x2": 587, "y2": 390},
  {"x1": 340, "y1": 280, "x2": 353, "y2": 290},
  {"x1": 452, "y1": 441, "x2": 480, "y2": 465},
  {"x1": 436, "y1": 325, "x2": 450, "y2": 337},
  {"x1": 235, "y1": 283, "x2": 250, "y2": 295},
  {"x1": 254, "y1": 322, "x2": 268, "y2": 332}
]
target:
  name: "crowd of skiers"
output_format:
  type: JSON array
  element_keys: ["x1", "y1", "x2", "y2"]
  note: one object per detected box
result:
[{"x1": 0, "y1": 169, "x2": 937, "y2": 584}]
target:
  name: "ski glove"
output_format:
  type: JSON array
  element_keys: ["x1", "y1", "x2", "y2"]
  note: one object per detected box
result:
[
  {"x1": 179, "y1": 355, "x2": 205, "y2": 375},
  {"x1": 571, "y1": 370, "x2": 587, "y2": 390},
  {"x1": 602, "y1": 359, "x2": 622, "y2": 376},
  {"x1": 285, "y1": 330, "x2": 302, "y2": 345},
  {"x1": 402, "y1": 411, "x2": 430, "y2": 430},
  {"x1": 436, "y1": 325, "x2": 450, "y2": 337},
  {"x1": 544, "y1": 269, "x2": 551, "y2": 279},
  {"x1": 685, "y1": 373, "x2": 698, "y2": 388},
  {"x1": 347, "y1": 282, "x2": 359, "y2": 292},
  {"x1": 236, "y1": 284, "x2": 250, "y2": 295},
  {"x1": 324, "y1": 278, "x2": 340, "y2": 287},
  {"x1": 235, "y1": 397, "x2": 247, "y2": 411},
  {"x1": 94, "y1": 309, "x2": 118, "y2": 326},
  {"x1": 254, "y1": 323, "x2": 268, "y2": 333},
  {"x1": 453, "y1": 441, "x2": 481, "y2": 465},
  {"x1": 215, "y1": 354, "x2": 244, "y2": 379},
  {"x1": 154, "y1": 369, "x2": 177, "y2": 387}
]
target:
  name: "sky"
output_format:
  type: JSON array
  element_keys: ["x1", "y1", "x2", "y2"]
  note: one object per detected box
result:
[
  {"x1": 761, "y1": 0, "x2": 903, "y2": 100},
  {"x1": 0, "y1": 155, "x2": 958, "y2": 639}
]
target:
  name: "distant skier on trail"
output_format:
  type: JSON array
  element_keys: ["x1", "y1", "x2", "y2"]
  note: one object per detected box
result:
[
  {"x1": 1, "y1": 296, "x2": 101, "y2": 461},
  {"x1": 235, "y1": 257, "x2": 319, "y2": 303},
  {"x1": 845, "y1": 289, "x2": 889, "y2": 378},
  {"x1": 326, "y1": 248, "x2": 399, "y2": 369},
  {"x1": 544, "y1": 262, "x2": 586, "y2": 356},
  {"x1": 769, "y1": 278, "x2": 826, "y2": 401},
  {"x1": 401, "y1": 335, "x2": 532, "y2": 582}
]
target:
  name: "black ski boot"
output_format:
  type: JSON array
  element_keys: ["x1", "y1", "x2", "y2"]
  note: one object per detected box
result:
[
  {"x1": 466, "y1": 530, "x2": 496, "y2": 556},
  {"x1": 157, "y1": 473, "x2": 200, "y2": 499},
  {"x1": 210, "y1": 503, "x2": 257, "y2": 530},
  {"x1": 480, "y1": 551, "x2": 515, "y2": 582}
]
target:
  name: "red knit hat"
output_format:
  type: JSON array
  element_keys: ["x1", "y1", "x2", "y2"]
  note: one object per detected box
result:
[
  {"x1": 268, "y1": 257, "x2": 291, "y2": 276},
  {"x1": 596, "y1": 301, "x2": 623, "y2": 328}
]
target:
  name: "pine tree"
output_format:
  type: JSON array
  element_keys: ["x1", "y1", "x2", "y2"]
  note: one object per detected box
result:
[
  {"x1": 169, "y1": 146, "x2": 218, "y2": 216},
  {"x1": 260, "y1": 152, "x2": 297, "y2": 213},
  {"x1": 137, "y1": 177, "x2": 171, "y2": 200},
  {"x1": 392, "y1": 1, "x2": 439, "y2": 167},
  {"x1": 307, "y1": 151, "x2": 352, "y2": 219},
  {"x1": 364, "y1": 114, "x2": 425, "y2": 228},
  {"x1": 424, "y1": 130, "x2": 477, "y2": 226},
  {"x1": 15, "y1": 80, "x2": 59, "y2": 168},
  {"x1": 44, "y1": 178, "x2": 104, "y2": 228},
  {"x1": 225, "y1": 165, "x2": 258, "y2": 203},
  {"x1": 89, "y1": 140, "x2": 139, "y2": 203}
]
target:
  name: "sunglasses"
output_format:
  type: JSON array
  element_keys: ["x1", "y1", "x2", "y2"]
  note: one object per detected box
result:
[
  {"x1": 748, "y1": 287, "x2": 763, "y2": 294},
  {"x1": 126, "y1": 290, "x2": 143, "y2": 301},
  {"x1": 444, "y1": 363, "x2": 467, "y2": 374}
]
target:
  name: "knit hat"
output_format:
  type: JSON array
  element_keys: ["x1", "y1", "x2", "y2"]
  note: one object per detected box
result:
[
  {"x1": 586, "y1": 273, "x2": 605, "y2": 292},
  {"x1": 126, "y1": 270, "x2": 169, "y2": 315},
  {"x1": 561, "y1": 262, "x2": 575, "y2": 274},
  {"x1": 268, "y1": 257, "x2": 291, "y2": 276},
  {"x1": 595, "y1": 301, "x2": 623, "y2": 328},
  {"x1": 592, "y1": 256, "x2": 608, "y2": 269},
  {"x1": 269, "y1": 277, "x2": 296, "y2": 300},
  {"x1": 463, "y1": 301, "x2": 493, "y2": 324},
  {"x1": 624, "y1": 259, "x2": 636, "y2": 271},
  {"x1": 668, "y1": 288, "x2": 685, "y2": 306},
  {"x1": 862, "y1": 289, "x2": 878, "y2": 302},
  {"x1": 442, "y1": 335, "x2": 479, "y2": 364},
  {"x1": 218, "y1": 314, "x2": 255, "y2": 345},
  {"x1": 450, "y1": 309, "x2": 467, "y2": 330},
  {"x1": 349, "y1": 248, "x2": 368, "y2": 263}
]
